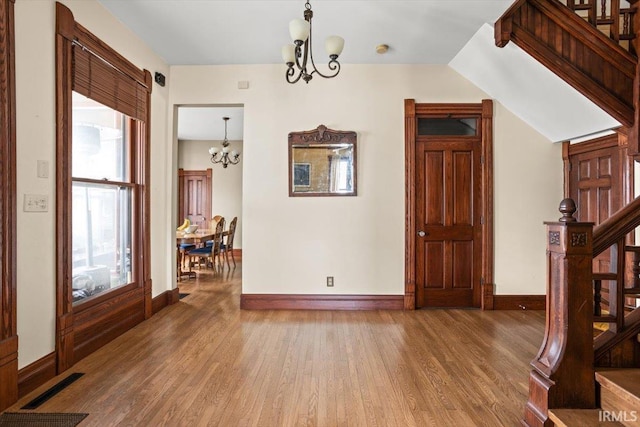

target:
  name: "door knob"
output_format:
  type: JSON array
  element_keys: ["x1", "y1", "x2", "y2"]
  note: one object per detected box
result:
[{"x1": 418, "y1": 231, "x2": 426, "y2": 237}]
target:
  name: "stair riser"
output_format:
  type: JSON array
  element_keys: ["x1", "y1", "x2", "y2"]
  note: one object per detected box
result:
[{"x1": 600, "y1": 392, "x2": 640, "y2": 426}]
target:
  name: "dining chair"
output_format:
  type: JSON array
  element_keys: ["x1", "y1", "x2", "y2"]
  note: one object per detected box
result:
[
  {"x1": 186, "y1": 218, "x2": 225, "y2": 271},
  {"x1": 206, "y1": 216, "x2": 225, "y2": 248},
  {"x1": 220, "y1": 216, "x2": 237, "y2": 268}
]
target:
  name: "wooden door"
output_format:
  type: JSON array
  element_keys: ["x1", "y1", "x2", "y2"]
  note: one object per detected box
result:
[
  {"x1": 566, "y1": 135, "x2": 629, "y2": 273},
  {"x1": 178, "y1": 169, "x2": 212, "y2": 229},
  {"x1": 415, "y1": 120, "x2": 482, "y2": 308}
]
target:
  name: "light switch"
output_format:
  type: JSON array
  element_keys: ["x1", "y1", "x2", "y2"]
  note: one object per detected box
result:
[
  {"x1": 237, "y1": 80, "x2": 249, "y2": 89},
  {"x1": 37, "y1": 160, "x2": 49, "y2": 178},
  {"x1": 23, "y1": 194, "x2": 48, "y2": 212}
]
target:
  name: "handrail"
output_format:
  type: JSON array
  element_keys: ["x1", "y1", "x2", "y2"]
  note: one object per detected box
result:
[{"x1": 593, "y1": 196, "x2": 640, "y2": 256}]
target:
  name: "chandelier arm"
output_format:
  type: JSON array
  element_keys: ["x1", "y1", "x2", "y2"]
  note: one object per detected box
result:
[
  {"x1": 309, "y1": 58, "x2": 341, "y2": 79},
  {"x1": 286, "y1": 67, "x2": 304, "y2": 84},
  {"x1": 306, "y1": 19, "x2": 340, "y2": 80},
  {"x1": 293, "y1": 43, "x2": 305, "y2": 72}
]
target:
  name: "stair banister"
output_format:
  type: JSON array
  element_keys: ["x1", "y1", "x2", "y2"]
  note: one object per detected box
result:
[
  {"x1": 523, "y1": 199, "x2": 596, "y2": 427},
  {"x1": 593, "y1": 195, "x2": 640, "y2": 256}
]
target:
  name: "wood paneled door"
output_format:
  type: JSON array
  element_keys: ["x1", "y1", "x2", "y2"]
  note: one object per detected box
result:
[
  {"x1": 405, "y1": 100, "x2": 494, "y2": 309},
  {"x1": 563, "y1": 134, "x2": 633, "y2": 272},
  {"x1": 178, "y1": 169, "x2": 212, "y2": 229}
]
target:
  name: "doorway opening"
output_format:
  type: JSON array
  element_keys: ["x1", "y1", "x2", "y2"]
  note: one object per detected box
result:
[{"x1": 175, "y1": 105, "x2": 244, "y2": 281}]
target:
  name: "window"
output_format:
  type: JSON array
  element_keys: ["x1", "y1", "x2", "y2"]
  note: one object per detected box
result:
[
  {"x1": 71, "y1": 94, "x2": 134, "y2": 304},
  {"x1": 56, "y1": 2, "x2": 152, "y2": 371},
  {"x1": 417, "y1": 117, "x2": 478, "y2": 136}
]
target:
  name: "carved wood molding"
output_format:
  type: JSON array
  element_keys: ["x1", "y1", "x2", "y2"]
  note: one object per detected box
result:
[{"x1": 288, "y1": 124, "x2": 356, "y2": 145}]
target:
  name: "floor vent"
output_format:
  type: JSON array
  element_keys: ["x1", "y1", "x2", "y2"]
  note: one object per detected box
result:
[{"x1": 21, "y1": 372, "x2": 85, "y2": 409}]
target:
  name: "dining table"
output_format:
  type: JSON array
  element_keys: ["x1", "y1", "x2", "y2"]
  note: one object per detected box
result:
[{"x1": 176, "y1": 229, "x2": 228, "y2": 279}]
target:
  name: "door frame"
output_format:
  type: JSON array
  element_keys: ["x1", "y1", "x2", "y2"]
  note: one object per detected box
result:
[{"x1": 404, "y1": 99, "x2": 494, "y2": 310}]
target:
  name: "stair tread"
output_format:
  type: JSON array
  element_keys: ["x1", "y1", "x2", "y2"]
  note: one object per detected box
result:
[
  {"x1": 549, "y1": 409, "x2": 625, "y2": 426},
  {"x1": 596, "y1": 369, "x2": 640, "y2": 406}
]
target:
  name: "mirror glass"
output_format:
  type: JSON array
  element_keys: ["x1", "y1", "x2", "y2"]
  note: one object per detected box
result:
[{"x1": 288, "y1": 125, "x2": 357, "y2": 196}]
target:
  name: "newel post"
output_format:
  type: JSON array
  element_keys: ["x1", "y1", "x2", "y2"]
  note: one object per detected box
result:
[{"x1": 522, "y1": 199, "x2": 596, "y2": 427}]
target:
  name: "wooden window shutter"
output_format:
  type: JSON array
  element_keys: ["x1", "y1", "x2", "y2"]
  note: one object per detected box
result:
[{"x1": 72, "y1": 45, "x2": 147, "y2": 122}]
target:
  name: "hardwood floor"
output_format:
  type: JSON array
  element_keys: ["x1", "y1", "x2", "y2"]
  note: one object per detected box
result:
[{"x1": 5, "y1": 263, "x2": 545, "y2": 426}]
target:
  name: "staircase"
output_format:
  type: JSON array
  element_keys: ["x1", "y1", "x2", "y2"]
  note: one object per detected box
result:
[
  {"x1": 496, "y1": 1, "x2": 640, "y2": 425},
  {"x1": 495, "y1": 0, "x2": 640, "y2": 157},
  {"x1": 550, "y1": 369, "x2": 640, "y2": 426}
]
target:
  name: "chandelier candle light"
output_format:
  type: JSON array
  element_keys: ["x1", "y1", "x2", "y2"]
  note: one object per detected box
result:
[
  {"x1": 209, "y1": 117, "x2": 240, "y2": 168},
  {"x1": 282, "y1": 0, "x2": 344, "y2": 84}
]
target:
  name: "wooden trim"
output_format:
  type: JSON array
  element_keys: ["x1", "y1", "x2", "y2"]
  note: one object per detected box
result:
[
  {"x1": 404, "y1": 99, "x2": 416, "y2": 310},
  {"x1": 142, "y1": 83, "x2": 152, "y2": 319},
  {"x1": 55, "y1": 4, "x2": 75, "y2": 374},
  {"x1": 562, "y1": 141, "x2": 570, "y2": 198},
  {"x1": 0, "y1": 336, "x2": 18, "y2": 411},
  {"x1": 493, "y1": 295, "x2": 546, "y2": 310},
  {"x1": 240, "y1": 294, "x2": 404, "y2": 310},
  {"x1": 566, "y1": 134, "x2": 618, "y2": 156},
  {"x1": 0, "y1": 0, "x2": 17, "y2": 412},
  {"x1": 18, "y1": 352, "x2": 56, "y2": 398},
  {"x1": 495, "y1": 0, "x2": 635, "y2": 127},
  {"x1": 152, "y1": 288, "x2": 181, "y2": 315},
  {"x1": 481, "y1": 100, "x2": 494, "y2": 308},
  {"x1": 404, "y1": 99, "x2": 494, "y2": 310},
  {"x1": 482, "y1": 283, "x2": 495, "y2": 310}
]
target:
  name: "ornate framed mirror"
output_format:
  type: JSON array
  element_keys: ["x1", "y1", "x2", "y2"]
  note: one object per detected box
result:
[{"x1": 288, "y1": 125, "x2": 357, "y2": 197}]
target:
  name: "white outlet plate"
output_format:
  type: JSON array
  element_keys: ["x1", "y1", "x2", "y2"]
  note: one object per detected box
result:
[{"x1": 24, "y1": 194, "x2": 48, "y2": 212}]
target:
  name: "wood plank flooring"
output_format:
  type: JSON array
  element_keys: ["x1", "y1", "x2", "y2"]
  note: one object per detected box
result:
[{"x1": 5, "y1": 263, "x2": 545, "y2": 426}]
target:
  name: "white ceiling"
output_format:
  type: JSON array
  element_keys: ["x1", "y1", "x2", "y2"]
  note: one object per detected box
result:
[
  {"x1": 97, "y1": 0, "x2": 514, "y2": 65},
  {"x1": 98, "y1": 0, "x2": 620, "y2": 142},
  {"x1": 177, "y1": 106, "x2": 244, "y2": 141}
]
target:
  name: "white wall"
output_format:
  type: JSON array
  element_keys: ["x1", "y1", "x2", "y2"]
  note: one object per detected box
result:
[
  {"x1": 12, "y1": 1, "x2": 562, "y2": 368},
  {"x1": 14, "y1": 0, "x2": 171, "y2": 368},
  {"x1": 178, "y1": 139, "x2": 243, "y2": 248},
  {"x1": 169, "y1": 64, "x2": 563, "y2": 296}
]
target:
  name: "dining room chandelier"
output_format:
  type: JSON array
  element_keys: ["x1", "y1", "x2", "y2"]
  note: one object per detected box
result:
[
  {"x1": 281, "y1": 0, "x2": 344, "y2": 84},
  {"x1": 208, "y1": 117, "x2": 240, "y2": 168}
]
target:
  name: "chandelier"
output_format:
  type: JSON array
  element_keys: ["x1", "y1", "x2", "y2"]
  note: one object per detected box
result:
[
  {"x1": 281, "y1": 0, "x2": 344, "y2": 84},
  {"x1": 208, "y1": 117, "x2": 240, "y2": 168}
]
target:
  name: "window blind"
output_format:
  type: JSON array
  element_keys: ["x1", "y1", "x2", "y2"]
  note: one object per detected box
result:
[{"x1": 73, "y1": 45, "x2": 147, "y2": 122}]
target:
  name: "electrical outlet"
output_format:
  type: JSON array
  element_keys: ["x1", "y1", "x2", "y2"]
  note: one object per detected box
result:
[{"x1": 327, "y1": 276, "x2": 334, "y2": 287}]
